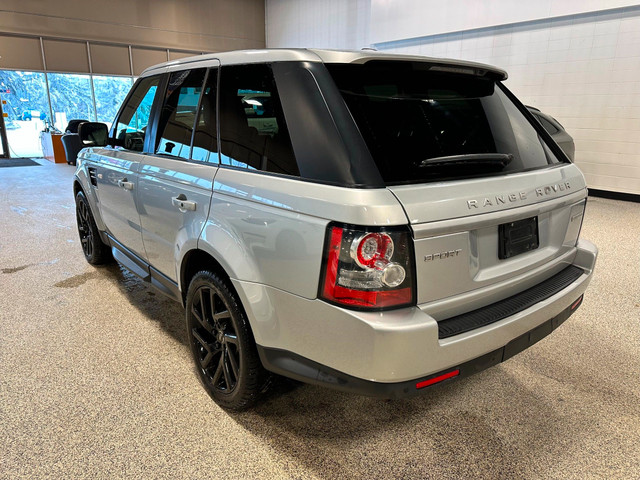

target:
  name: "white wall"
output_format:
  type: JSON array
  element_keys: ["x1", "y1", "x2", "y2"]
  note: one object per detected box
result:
[
  {"x1": 266, "y1": 1, "x2": 640, "y2": 195},
  {"x1": 370, "y1": 0, "x2": 640, "y2": 44},
  {"x1": 374, "y1": 7, "x2": 640, "y2": 195},
  {"x1": 266, "y1": 0, "x2": 370, "y2": 50}
]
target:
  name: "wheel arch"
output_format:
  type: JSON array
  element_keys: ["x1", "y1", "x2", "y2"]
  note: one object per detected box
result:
[
  {"x1": 179, "y1": 243, "x2": 275, "y2": 347},
  {"x1": 180, "y1": 249, "x2": 234, "y2": 306},
  {"x1": 73, "y1": 174, "x2": 107, "y2": 233},
  {"x1": 73, "y1": 179, "x2": 84, "y2": 197}
]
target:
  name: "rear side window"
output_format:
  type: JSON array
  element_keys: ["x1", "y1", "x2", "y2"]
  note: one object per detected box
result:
[
  {"x1": 327, "y1": 62, "x2": 565, "y2": 184},
  {"x1": 218, "y1": 64, "x2": 299, "y2": 176},
  {"x1": 114, "y1": 75, "x2": 159, "y2": 152},
  {"x1": 155, "y1": 69, "x2": 206, "y2": 159}
]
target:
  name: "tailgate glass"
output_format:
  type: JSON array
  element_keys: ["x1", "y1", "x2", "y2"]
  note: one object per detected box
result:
[{"x1": 326, "y1": 61, "x2": 566, "y2": 185}]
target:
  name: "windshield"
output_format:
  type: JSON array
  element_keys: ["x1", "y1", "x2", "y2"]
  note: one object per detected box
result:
[{"x1": 326, "y1": 61, "x2": 565, "y2": 184}]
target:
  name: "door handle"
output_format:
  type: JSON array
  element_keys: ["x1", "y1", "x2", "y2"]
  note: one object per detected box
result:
[
  {"x1": 117, "y1": 178, "x2": 134, "y2": 190},
  {"x1": 172, "y1": 194, "x2": 196, "y2": 212}
]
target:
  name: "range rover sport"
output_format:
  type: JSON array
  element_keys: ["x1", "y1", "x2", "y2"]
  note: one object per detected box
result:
[{"x1": 73, "y1": 49, "x2": 597, "y2": 410}]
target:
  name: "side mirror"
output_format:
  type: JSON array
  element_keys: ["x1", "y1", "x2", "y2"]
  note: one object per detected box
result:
[{"x1": 78, "y1": 122, "x2": 109, "y2": 147}]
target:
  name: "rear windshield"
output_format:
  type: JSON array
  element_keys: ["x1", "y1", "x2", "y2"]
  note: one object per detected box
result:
[{"x1": 326, "y1": 61, "x2": 565, "y2": 184}]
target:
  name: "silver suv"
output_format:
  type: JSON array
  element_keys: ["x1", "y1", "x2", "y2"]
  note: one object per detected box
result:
[{"x1": 73, "y1": 49, "x2": 597, "y2": 410}]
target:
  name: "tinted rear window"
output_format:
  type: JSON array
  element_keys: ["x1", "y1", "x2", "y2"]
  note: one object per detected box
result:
[
  {"x1": 219, "y1": 64, "x2": 299, "y2": 176},
  {"x1": 327, "y1": 61, "x2": 564, "y2": 184}
]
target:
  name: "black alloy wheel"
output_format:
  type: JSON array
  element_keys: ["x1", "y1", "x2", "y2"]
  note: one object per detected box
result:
[
  {"x1": 75, "y1": 190, "x2": 112, "y2": 265},
  {"x1": 186, "y1": 271, "x2": 265, "y2": 410}
]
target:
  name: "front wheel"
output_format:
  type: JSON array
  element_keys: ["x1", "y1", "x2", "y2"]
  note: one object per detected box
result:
[
  {"x1": 75, "y1": 190, "x2": 112, "y2": 265},
  {"x1": 186, "y1": 271, "x2": 265, "y2": 410}
]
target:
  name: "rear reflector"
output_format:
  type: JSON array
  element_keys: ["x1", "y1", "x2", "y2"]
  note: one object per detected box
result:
[
  {"x1": 415, "y1": 369, "x2": 460, "y2": 389},
  {"x1": 571, "y1": 295, "x2": 584, "y2": 311}
]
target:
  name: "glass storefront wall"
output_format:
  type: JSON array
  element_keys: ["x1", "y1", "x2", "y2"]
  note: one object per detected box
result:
[
  {"x1": 47, "y1": 73, "x2": 96, "y2": 132},
  {"x1": 0, "y1": 71, "x2": 49, "y2": 157},
  {"x1": 93, "y1": 75, "x2": 133, "y2": 129},
  {"x1": 0, "y1": 70, "x2": 134, "y2": 157}
]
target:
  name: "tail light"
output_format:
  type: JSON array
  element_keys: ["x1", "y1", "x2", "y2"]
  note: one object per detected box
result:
[{"x1": 319, "y1": 224, "x2": 415, "y2": 310}]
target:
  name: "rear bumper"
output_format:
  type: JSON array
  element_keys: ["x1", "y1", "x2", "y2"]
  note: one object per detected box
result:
[
  {"x1": 234, "y1": 239, "x2": 597, "y2": 390},
  {"x1": 257, "y1": 295, "x2": 584, "y2": 398}
]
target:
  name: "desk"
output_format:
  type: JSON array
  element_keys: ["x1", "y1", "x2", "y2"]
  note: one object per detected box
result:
[{"x1": 40, "y1": 132, "x2": 67, "y2": 164}]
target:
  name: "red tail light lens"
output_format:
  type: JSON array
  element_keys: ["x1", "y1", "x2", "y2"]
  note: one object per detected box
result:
[
  {"x1": 351, "y1": 232, "x2": 393, "y2": 268},
  {"x1": 320, "y1": 224, "x2": 415, "y2": 309}
]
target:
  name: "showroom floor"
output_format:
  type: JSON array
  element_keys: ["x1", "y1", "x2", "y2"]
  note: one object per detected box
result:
[{"x1": 1, "y1": 159, "x2": 639, "y2": 479}]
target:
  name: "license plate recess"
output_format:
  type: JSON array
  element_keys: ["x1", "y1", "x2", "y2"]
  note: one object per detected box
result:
[{"x1": 498, "y1": 216, "x2": 539, "y2": 260}]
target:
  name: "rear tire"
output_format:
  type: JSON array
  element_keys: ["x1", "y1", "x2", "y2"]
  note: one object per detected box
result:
[
  {"x1": 186, "y1": 271, "x2": 266, "y2": 411},
  {"x1": 75, "y1": 190, "x2": 112, "y2": 265}
]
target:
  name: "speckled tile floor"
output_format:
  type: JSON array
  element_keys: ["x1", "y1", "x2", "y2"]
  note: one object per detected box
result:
[{"x1": 1, "y1": 160, "x2": 639, "y2": 479}]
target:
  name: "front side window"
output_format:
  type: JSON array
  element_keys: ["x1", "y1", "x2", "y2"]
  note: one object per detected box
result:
[
  {"x1": 114, "y1": 75, "x2": 160, "y2": 152},
  {"x1": 218, "y1": 64, "x2": 299, "y2": 176},
  {"x1": 327, "y1": 61, "x2": 566, "y2": 184},
  {"x1": 155, "y1": 69, "x2": 206, "y2": 159}
]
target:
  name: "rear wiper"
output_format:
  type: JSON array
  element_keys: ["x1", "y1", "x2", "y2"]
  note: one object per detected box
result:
[{"x1": 419, "y1": 153, "x2": 514, "y2": 168}]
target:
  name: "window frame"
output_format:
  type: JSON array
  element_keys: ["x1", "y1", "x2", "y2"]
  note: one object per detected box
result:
[
  {"x1": 189, "y1": 66, "x2": 221, "y2": 165},
  {"x1": 153, "y1": 67, "x2": 208, "y2": 161}
]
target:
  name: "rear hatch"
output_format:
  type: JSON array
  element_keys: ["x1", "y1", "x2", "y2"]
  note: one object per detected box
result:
[{"x1": 327, "y1": 60, "x2": 587, "y2": 320}]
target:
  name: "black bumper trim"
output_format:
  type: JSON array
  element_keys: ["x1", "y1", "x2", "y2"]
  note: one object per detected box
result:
[
  {"x1": 257, "y1": 294, "x2": 583, "y2": 399},
  {"x1": 438, "y1": 265, "x2": 584, "y2": 339}
]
